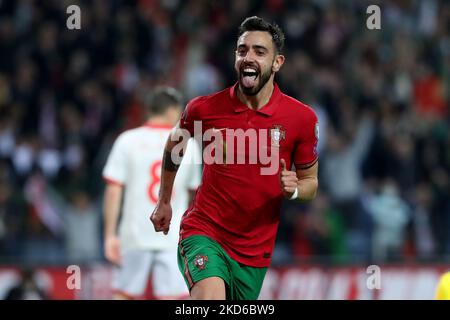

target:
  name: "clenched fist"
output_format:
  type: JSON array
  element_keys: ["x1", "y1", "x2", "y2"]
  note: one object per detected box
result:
[{"x1": 150, "y1": 201, "x2": 172, "y2": 235}]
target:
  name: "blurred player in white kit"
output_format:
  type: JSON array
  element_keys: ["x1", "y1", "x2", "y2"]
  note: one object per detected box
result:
[{"x1": 102, "y1": 87, "x2": 201, "y2": 299}]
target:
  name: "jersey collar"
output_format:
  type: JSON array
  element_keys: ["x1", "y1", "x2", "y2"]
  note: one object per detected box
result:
[
  {"x1": 143, "y1": 122, "x2": 173, "y2": 130},
  {"x1": 229, "y1": 82, "x2": 282, "y2": 116}
]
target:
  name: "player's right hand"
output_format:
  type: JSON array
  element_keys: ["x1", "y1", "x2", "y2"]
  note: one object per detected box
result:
[
  {"x1": 104, "y1": 235, "x2": 121, "y2": 265},
  {"x1": 150, "y1": 202, "x2": 172, "y2": 235}
]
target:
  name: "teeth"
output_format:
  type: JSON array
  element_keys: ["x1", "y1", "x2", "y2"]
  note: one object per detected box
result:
[{"x1": 244, "y1": 68, "x2": 256, "y2": 73}]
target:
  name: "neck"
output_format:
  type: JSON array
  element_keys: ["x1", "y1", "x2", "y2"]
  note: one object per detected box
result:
[
  {"x1": 145, "y1": 115, "x2": 171, "y2": 126},
  {"x1": 237, "y1": 78, "x2": 275, "y2": 110}
]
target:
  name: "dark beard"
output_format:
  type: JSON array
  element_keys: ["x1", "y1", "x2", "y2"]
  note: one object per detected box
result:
[{"x1": 238, "y1": 68, "x2": 272, "y2": 96}]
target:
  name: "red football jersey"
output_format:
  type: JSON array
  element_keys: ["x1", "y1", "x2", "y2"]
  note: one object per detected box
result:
[{"x1": 179, "y1": 83, "x2": 318, "y2": 267}]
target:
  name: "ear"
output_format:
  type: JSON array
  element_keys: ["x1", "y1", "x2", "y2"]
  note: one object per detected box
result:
[{"x1": 272, "y1": 54, "x2": 285, "y2": 72}]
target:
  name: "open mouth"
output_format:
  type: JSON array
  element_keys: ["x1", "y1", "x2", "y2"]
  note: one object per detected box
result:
[{"x1": 241, "y1": 68, "x2": 259, "y2": 87}]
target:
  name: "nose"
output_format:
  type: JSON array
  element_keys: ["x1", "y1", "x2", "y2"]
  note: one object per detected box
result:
[{"x1": 243, "y1": 50, "x2": 256, "y2": 63}]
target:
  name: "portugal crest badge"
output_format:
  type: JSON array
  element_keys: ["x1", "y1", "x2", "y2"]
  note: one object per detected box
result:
[
  {"x1": 270, "y1": 125, "x2": 286, "y2": 147},
  {"x1": 194, "y1": 255, "x2": 208, "y2": 271}
]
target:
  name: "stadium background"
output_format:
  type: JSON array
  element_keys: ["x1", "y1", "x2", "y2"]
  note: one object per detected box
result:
[{"x1": 0, "y1": 0, "x2": 449, "y2": 299}]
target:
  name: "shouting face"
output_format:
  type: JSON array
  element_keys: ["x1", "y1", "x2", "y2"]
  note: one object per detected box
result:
[{"x1": 235, "y1": 31, "x2": 284, "y2": 96}]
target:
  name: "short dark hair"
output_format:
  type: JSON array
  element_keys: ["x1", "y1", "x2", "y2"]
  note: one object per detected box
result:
[
  {"x1": 144, "y1": 86, "x2": 183, "y2": 115},
  {"x1": 238, "y1": 16, "x2": 285, "y2": 53}
]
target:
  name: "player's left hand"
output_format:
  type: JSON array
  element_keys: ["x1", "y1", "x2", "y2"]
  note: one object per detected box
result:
[{"x1": 279, "y1": 159, "x2": 298, "y2": 199}]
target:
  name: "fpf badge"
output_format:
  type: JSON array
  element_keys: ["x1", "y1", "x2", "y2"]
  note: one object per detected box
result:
[
  {"x1": 194, "y1": 255, "x2": 208, "y2": 271},
  {"x1": 270, "y1": 125, "x2": 285, "y2": 147}
]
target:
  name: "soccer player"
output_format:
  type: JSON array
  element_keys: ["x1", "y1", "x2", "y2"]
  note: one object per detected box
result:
[
  {"x1": 103, "y1": 87, "x2": 201, "y2": 299},
  {"x1": 151, "y1": 16, "x2": 319, "y2": 300},
  {"x1": 435, "y1": 271, "x2": 450, "y2": 300}
]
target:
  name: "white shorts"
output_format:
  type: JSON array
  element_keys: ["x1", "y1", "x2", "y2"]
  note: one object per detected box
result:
[{"x1": 112, "y1": 248, "x2": 188, "y2": 299}]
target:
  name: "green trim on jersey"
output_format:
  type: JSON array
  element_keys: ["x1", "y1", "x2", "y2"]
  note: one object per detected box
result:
[{"x1": 178, "y1": 235, "x2": 267, "y2": 300}]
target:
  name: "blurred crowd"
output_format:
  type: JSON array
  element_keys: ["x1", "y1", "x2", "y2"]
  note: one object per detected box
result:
[{"x1": 0, "y1": 0, "x2": 449, "y2": 266}]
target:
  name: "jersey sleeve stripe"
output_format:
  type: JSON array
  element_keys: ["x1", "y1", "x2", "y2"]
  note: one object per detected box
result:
[
  {"x1": 103, "y1": 176, "x2": 124, "y2": 187},
  {"x1": 294, "y1": 157, "x2": 318, "y2": 170}
]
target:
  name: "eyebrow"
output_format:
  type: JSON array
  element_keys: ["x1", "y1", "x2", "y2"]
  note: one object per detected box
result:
[{"x1": 237, "y1": 44, "x2": 268, "y2": 51}]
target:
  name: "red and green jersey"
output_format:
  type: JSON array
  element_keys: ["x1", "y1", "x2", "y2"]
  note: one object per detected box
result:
[{"x1": 179, "y1": 83, "x2": 318, "y2": 267}]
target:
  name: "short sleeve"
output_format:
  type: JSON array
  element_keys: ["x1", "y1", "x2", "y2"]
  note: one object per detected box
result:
[
  {"x1": 102, "y1": 133, "x2": 129, "y2": 186},
  {"x1": 293, "y1": 106, "x2": 319, "y2": 169},
  {"x1": 179, "y1": 96, "x2": 204, "y2": 136}
]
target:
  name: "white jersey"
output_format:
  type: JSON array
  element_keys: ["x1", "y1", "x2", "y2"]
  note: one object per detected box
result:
[{"x1": 102, "y1": 124, "x2": 202, "y2": 251}]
